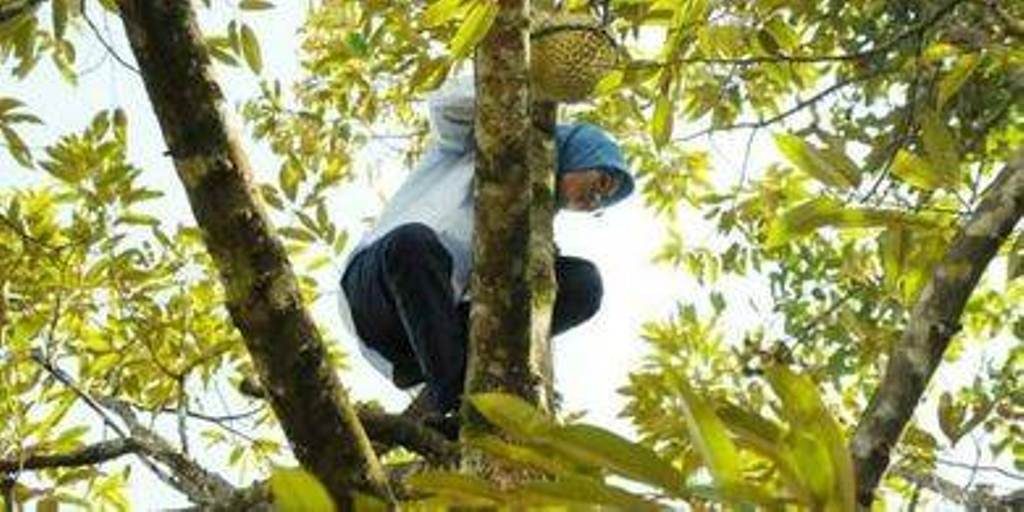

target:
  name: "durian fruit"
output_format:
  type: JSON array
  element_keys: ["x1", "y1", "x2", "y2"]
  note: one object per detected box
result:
[{"x1": 530, "y1": 12, "x2": 622, "y2": 103}]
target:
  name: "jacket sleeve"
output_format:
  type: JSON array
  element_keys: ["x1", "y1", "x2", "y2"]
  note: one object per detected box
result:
[{"x1": 427, "y1": 71, "x2": 475, "y2": 154}]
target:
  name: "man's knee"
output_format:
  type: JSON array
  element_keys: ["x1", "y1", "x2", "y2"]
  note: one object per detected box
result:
[
  {"x1": 554, "y1": 257, "x2": 603, "y2": 331},
  {"x1": 381, "y1": 223, "x2": 444, "y2": 271}
]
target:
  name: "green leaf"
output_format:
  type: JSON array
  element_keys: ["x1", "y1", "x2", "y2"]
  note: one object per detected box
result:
[
  {"x1": 774, "y1": 134, "x2": 859, "y2": 190},
  {"x1": 279, "y1": 227, "x2": 316, "y2": 242},
  {"x1": 449, "y1": 0, "x2": 498, "y2": 60},
  {"x1": 546, "y1": 424, "x2": 688, "y2": 496},
  {"x1": 406, "y1": 471, "x2": 504, "y2": 505},
  {"x1": 594, "y1": 69, "x2": 624, "y2": 96},
  {"x1": 0, "y1": 125, "x2": 32, "y2": 167},
  {"x1": 936, "y1": 54, "x2": 979, "y2": 110},
  {"x1": 891, "y1": 149, "x2": 952, "y2": 191},
  {"x1": 764, "y1": 366, "x2": 855, "y2": 511},
  {"x1": 937, "y1": 392, "x2": 966, "y2": 446},
  {"x1": 279, "y1": 161, "x2": 301, "y2": 201},
  {"x1": 651, "y1": 96, "x2": 673, "y2": 148},
  {"x1": 240, "y1": 23, "x2": 262, "y2": 74},
  {"x1": 515, "y1": 474, "x2": 663, "y2": 511},
  {"x1": 422, "y1": 0, "x2": 464, "y2": 27},
  {"x1": 467, "y1": 393, "x2": 553, "y2": 439},
  {"x1": 919, "y1": 109, "x2": 960, "y2": 176},
  {"x1": 268, "y1": 467, "x2": 335, "y2": 512},
  {"x1": 52, "y1": 0, "x2": 69, "y2": 40},
  {"x1": 675, "y1": 380, "x2": 743, "y2": 487},
  {"x1": 464, "y1": 435, "x2": 571, "y2": 475},
  {"x1": 1008, "y1": 232, "x2": 1024, "y2": 284},
  {"x1": 239, "y1": 0, "x2": 275, "y2": 9}
]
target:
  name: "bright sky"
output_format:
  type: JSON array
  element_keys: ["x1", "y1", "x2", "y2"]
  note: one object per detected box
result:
[{"x1": 1, "y1": 3, "x2": 1016, "y2": 510}]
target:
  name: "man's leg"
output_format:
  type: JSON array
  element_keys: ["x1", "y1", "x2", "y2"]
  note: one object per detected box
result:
[{"x1": 342, "y1": 223, "x2": 467, "y2": 415}]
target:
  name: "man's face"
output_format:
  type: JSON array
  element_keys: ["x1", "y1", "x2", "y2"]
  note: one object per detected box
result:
[{"x1": 557, "y1": 169, "x2": 619, "y2": 212}]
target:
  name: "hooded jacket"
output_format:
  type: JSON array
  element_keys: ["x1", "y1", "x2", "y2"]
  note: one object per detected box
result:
[{"x1": 338, "y1": 72, "x2": 634, "y2": 380}]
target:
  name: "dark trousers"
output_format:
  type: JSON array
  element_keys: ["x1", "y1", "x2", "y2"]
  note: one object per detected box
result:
[{"x1": 341, "y1": 223, "x2": 603, "y2": 415}]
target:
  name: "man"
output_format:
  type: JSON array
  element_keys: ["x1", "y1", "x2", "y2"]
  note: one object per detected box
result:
[{"x1": 337, "y1": 73, "x2": 634, "y2": 427}]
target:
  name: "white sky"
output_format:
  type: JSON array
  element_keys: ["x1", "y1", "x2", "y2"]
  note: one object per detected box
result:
[{"x1": 0, "y1": 3, "x2": 1017, "y2": 510}]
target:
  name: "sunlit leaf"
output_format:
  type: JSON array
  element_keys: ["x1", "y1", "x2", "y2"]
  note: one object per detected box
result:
[
  {"x1": 406, "y1": 471, "x2": 504, "y2": 505},
  {"x1": 449, "y1": 0, "x2": 497, "y2": 60},
  {"x1": 774, "y1": 134, "x2": 859, "y2": 190},
  {"x1": 240, "y1": 23, "x2": 263, "y2": 74},
  {"x1": 467, "y1": 392, "x2": 553, "y2": 438},
  {"x1": 937, "y1": 54, "x2": 979, "y2": 110},
  {"x1": 651, "y1": 96, "x2": 673, "y2": 148},
  {"x1": 268, "y1": 467, "x2": 335, "y2": 512}
]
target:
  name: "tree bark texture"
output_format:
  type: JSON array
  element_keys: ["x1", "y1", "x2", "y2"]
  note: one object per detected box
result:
[
  {"x1": 114, "y1": 1, "x2": 390, "y2": 505},
  {"x1": 466, "y1": 0, "x2": 555, "y2": 426},
  {"x1": 850, "y1": 148, "x2": 1024, "y2": 506},
  {"x1": 527, "y1": 101, "x2": 558, "y2": 412}
]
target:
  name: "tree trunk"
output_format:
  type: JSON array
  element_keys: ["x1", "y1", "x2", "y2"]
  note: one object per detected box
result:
[
  {"x1": 850, "y1": 148, "x2": 1024, "y2": 506},
  {"x1": 114, "y1": 0, "x2": 391, "y2": 506},
  {"x1": 464, "y1": 0, "x2": 557, "y2": 437}
]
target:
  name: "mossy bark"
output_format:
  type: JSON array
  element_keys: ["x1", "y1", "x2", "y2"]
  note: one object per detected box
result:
[
  {"x1": 850, "y1": 148, "x2": 1024, "y2": 506},
  {"x1": 115, "y1": 1, "x2": 390, "y2": 505},
  {"x1": 464, "y1": 0, "x2": 557, "y2": 433}
]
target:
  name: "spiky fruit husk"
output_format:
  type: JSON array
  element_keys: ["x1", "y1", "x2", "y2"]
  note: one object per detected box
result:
[{"x1": 531, "y1": 13, "x2": 620, "y2": 103}]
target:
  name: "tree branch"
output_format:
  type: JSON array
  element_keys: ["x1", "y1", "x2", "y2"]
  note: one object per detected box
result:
[
  {"x1": 0, "y1": 439, "x2": 137, "y2": 472},
  {"x1": 100, "y1": 399, "x2": 237, "y2": 505},
  {"x1": 890, "y1": 466, "x2": 1023, "y2": 509},
  {"x1": 112, "y1": 0, "x2": 392, "y2": 506},
  {"x1": 850, "y1": 148, "x2": 1024, "y2": 505}
]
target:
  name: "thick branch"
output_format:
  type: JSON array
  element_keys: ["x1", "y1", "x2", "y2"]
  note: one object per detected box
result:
[
  {"x1": 850, "y1": 148, "x2": 1024, "y2": 505},
  {"x1": 113, "y1": 0, "x2": 390, "y2": 506},
  {"x1": 358, "y1": 407, "x2": 459, "y2": 466},
  {"x1": 0, "y1": 439, "x2": 136, "y2": 472}
]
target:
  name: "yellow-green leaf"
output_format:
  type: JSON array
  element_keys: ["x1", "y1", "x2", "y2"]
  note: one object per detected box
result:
[
  {"x1": 464, "y1": 435, "x2": 571, "y2": 475},
  {"x1": 268, "y1": 467, "x2": 335, "y2": 512},
  {"x1": 467, "y1": 392, "x2": 553, "y2": 438},
  {"x1": 774, "y1": 134, "x2": 859, "y2": 190},
  {"x1": 651, "y1": 96, "x2": 674, "y2": 148},
  {"x1": 937, "y1": 54, "x2": 979, "y2": 110},
  {"x1": 937, "y1": 392, "x2": 966, "y2": 446},
  {"x1": 52, "y1": 0, "x2": 69, "y2": 40},
  {"x1": 515, "y1": 474, "x2": 662, "y2": 511},
  {"x1": 891, "y1": 149, "x2": 953, "y2": 190},
  {"x1": 449, "y1": 0, "x2": 498, "y2": 60},
  {"x1": 1008, "y1": 232, "x2": 1024, "y2": 284},
  {"x1": 546, "y1": 424, "x2": 688, "y2": 496},
  {"x1": 240, "y1": 23, "x2": 262, "y2": 74},
  {"x1": 676, "y1": 380, "x2": 742, "y2": 487},
  {"x1": 764, "y1": 366, "x2": 855, "y2": 511},
  {"x1": 239, "y1": 0, "x2": 274, "y2": 10},
  {"x1": 919, "y1": 109, "x2": 961, "y2": 189},
  {"x1": 422, "y1": 0, "x2": 464, "y2": 27},
  {"x1": 406, "y1": 471, "x2": 504, "y2": 505}
]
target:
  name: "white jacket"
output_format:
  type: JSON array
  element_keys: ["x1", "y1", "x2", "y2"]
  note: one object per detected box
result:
[{"x1": 337, "y1": 73, "x2": 477, "y2": 380}]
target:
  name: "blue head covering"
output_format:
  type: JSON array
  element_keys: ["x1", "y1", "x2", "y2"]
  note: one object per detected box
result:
[{"x1": 554, "y1": 123, "x2": 635, "y2": 208}]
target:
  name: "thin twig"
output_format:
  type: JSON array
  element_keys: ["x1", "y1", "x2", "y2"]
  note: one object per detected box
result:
[
  {"x1": 936, "y1": 456, "x2": 1024, "y2": 482},
  {"x1": 675, "y1": 66, "x2": 892, "y2": 142},
  {"x1": 80, "y1": 0, "x2": 140, "y2": 75}
]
